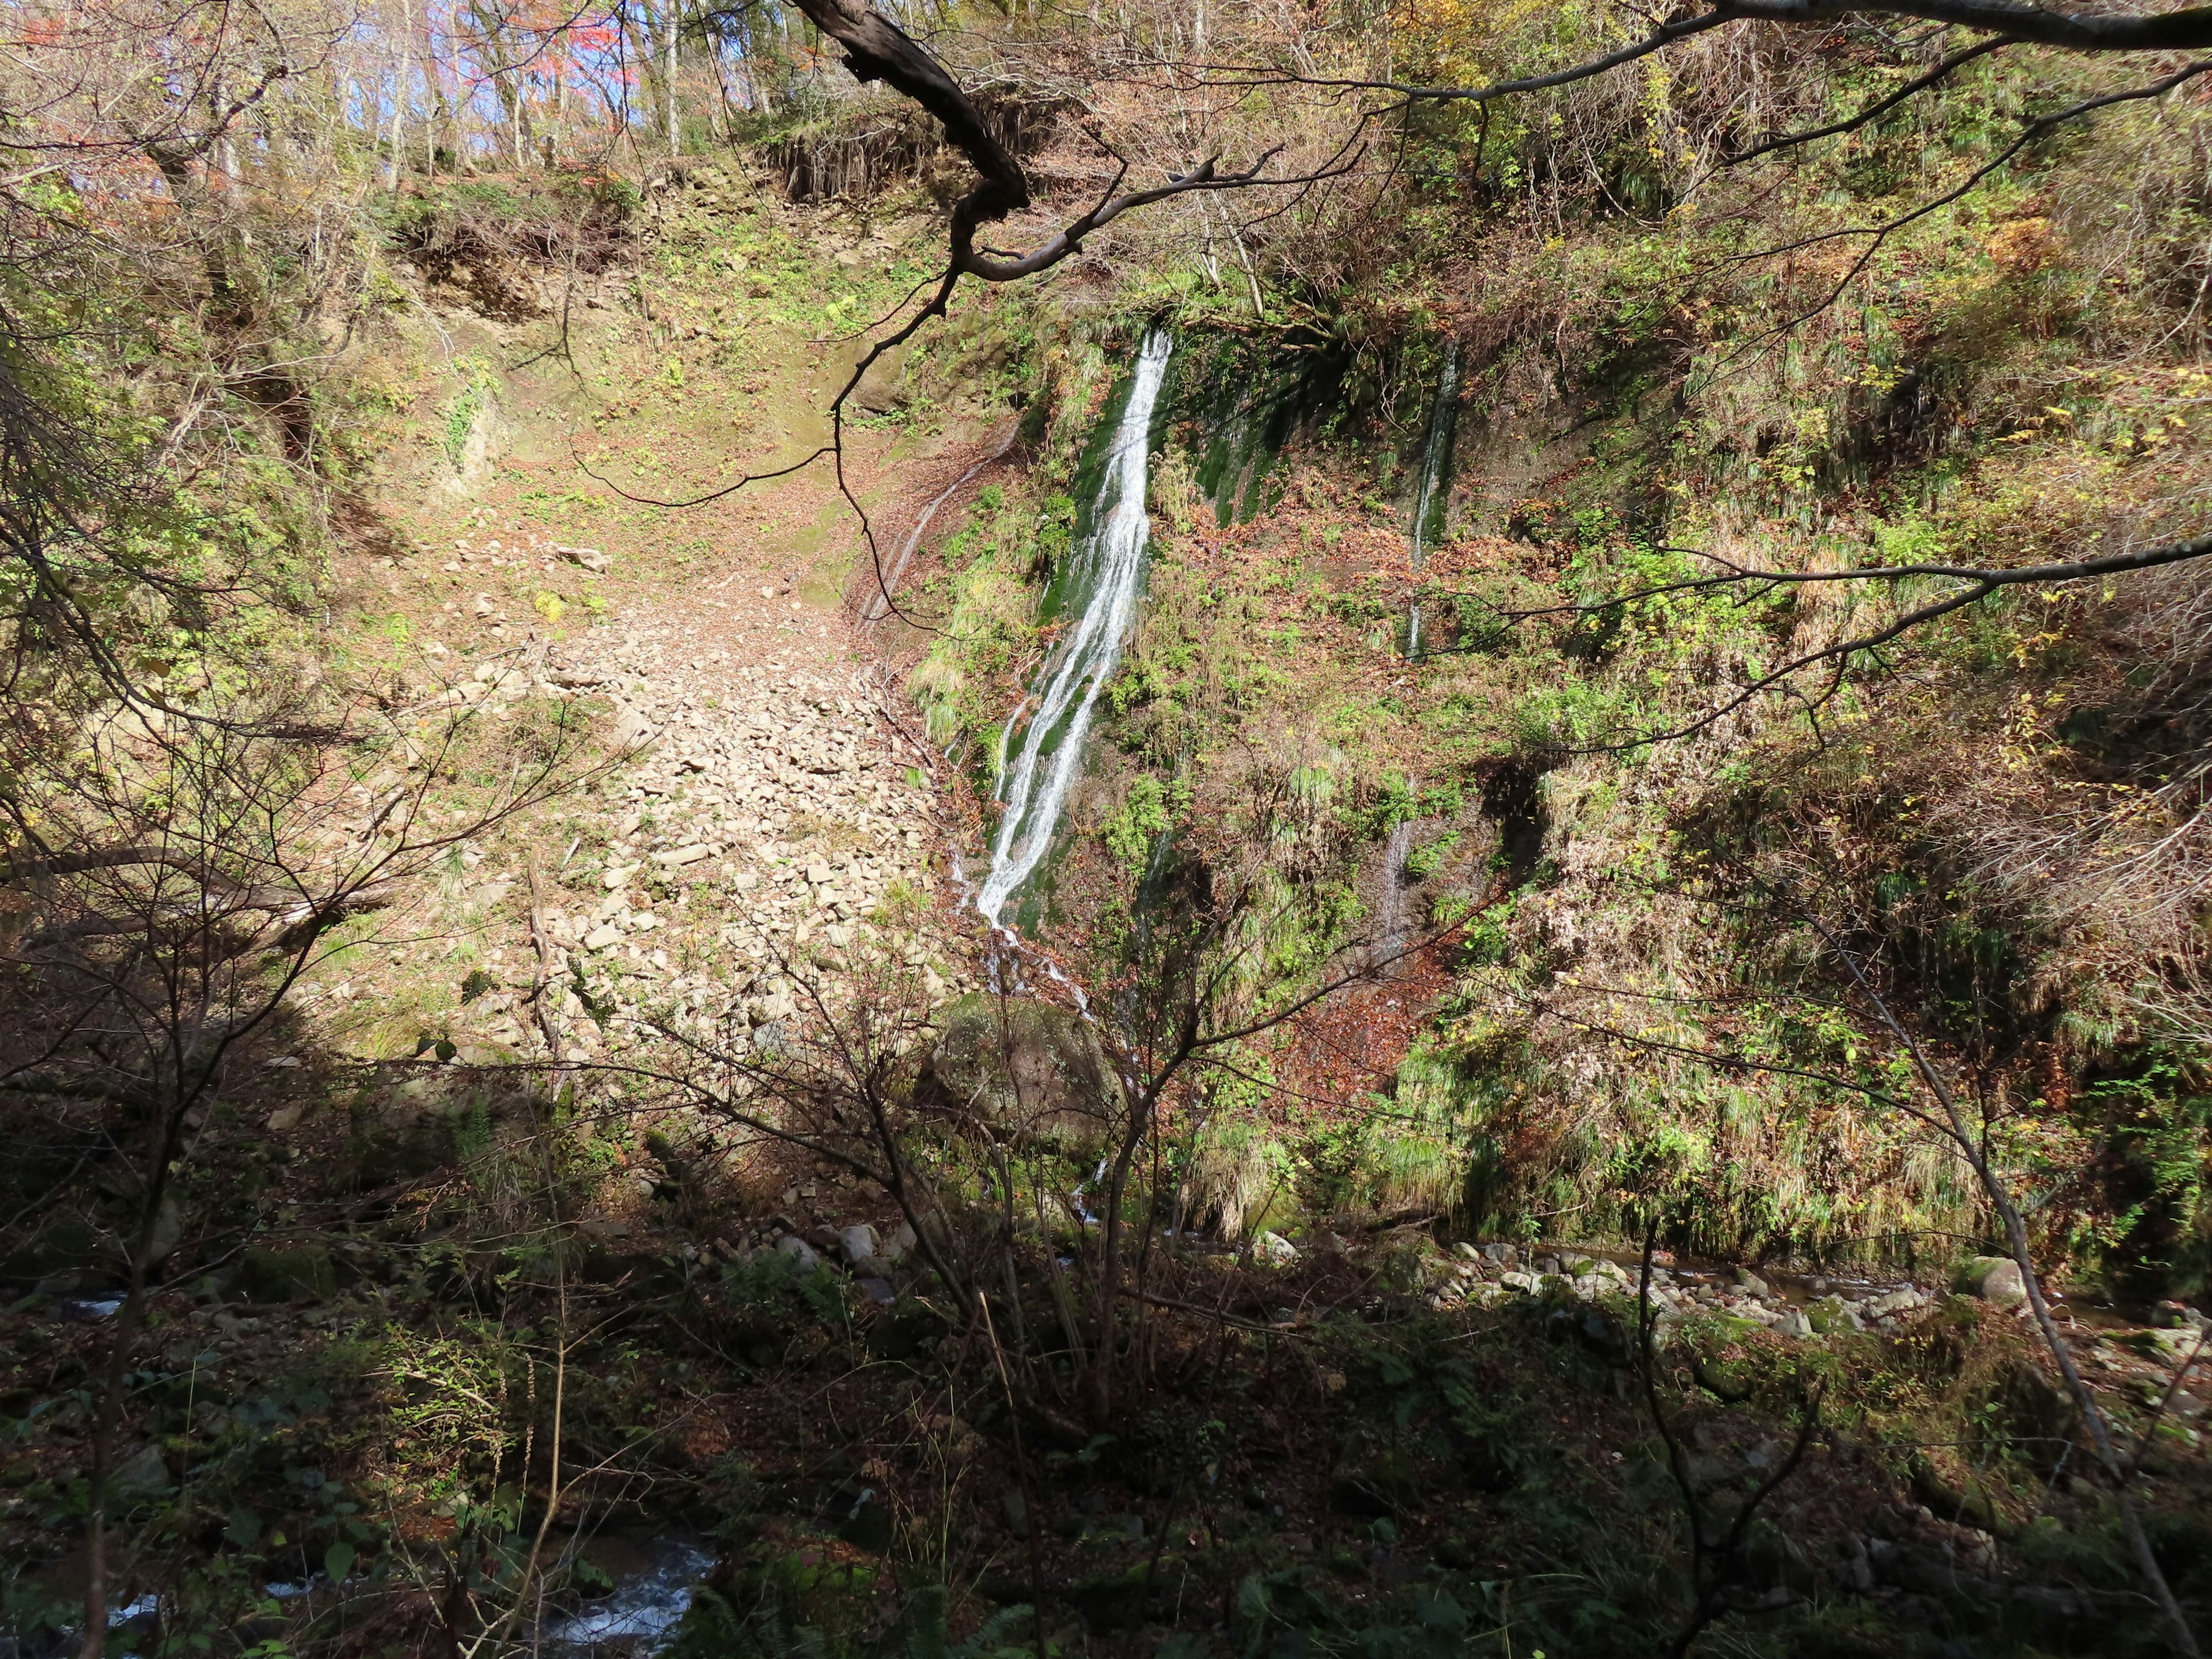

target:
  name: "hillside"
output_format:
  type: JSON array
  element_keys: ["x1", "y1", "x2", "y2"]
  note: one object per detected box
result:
[{"x1": 1, "y1": 3, "x2": 2210, "y2": 1657}]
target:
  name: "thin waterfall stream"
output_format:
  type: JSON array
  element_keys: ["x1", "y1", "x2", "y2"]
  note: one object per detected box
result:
[
  {"x1": 1404, "y1": 339, "x2": 1459, "y2": 660},
  {"x1": 1376, "y1": 783, "x2": 1418, "y2": 967},
  {"x1": 978, "y1": 329, "x2": 1173, "y2": 930}
]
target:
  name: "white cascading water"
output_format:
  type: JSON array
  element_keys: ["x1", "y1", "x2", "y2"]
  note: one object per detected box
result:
[
  {"x1": 1376, "y1": 777, "x2": 1418, "y2": 968},
  {"x1": 978, "y1": 329, "x2": 1173, "y2": 929},
  {"x1": 1404, "y1": 338, "x2": 1459, "y2": 660}
]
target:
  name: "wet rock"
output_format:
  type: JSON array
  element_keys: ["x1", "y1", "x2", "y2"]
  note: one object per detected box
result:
[{"x1": 1734, "y1": 1266, "x2": 1771, "y2": 1297}]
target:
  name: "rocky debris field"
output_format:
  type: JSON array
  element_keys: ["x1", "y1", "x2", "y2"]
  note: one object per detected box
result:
[
  {"x1": 1426, "y1": 1243, "x2": 1946, "y2": 1337},
  {"x1": 336, "y1": 584, "x2": 991, "y2": 1087},
  {"x1": 533, "y1": 624, "x2": 984, "y2": 1054}
]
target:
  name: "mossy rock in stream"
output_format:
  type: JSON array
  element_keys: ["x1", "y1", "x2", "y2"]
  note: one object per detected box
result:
[{"x1": 924, "y1": 993, "x2": 1118, "y2": 1146}]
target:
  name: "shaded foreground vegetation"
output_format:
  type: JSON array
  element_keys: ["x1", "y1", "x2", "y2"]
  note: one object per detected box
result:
[{"x1": 3, "y1": 0, "x2": 2211, "y2": 1654}]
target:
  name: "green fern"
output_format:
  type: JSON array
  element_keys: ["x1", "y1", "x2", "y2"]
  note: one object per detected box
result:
[{"x1": 904, "y1": 1584, "x2": 1035, "y2": 1659}]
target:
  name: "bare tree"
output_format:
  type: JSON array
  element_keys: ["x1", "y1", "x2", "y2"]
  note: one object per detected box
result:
[
  {"x1": 585, "y1": 770, "x2": 1453, "y2": 1429},
  {"x1": 1514, "y1": 911, "x2": 2205, "y2": 1654},
  {"x1": 0, "y1": 673, "x2": 602, "y2": 1659}
]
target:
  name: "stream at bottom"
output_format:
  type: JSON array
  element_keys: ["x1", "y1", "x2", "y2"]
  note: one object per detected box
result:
[{"x1": 538, "y1": 1534, "x2": 716, "y2": 1655}]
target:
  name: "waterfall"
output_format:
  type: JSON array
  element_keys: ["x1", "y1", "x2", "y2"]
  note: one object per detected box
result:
[
  {"x1": 1404, "y1": 339, "x2": 1459, "y2": 660},
  {"x1": 978, "y1": 329, "x2": 1173, "y2": 929},
  {"x1": 1376, "y1": 779, "x2": 1418, "y2": 968}
]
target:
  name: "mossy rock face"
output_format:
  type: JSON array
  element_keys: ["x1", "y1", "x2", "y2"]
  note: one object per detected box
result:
[
  {"x1": 1974, "y1": 1358, "x2": 2077, "y2": 1475},
  {"x1": 925, "y1": 993, "x2": 1118, "y2": 1144},
  {"x1": 237, "y1": 1244, "x2": 335, "y2": 1304},
  {"x1": 1805, "y1": 1294, "x2": 1858, "y2": 1335}
]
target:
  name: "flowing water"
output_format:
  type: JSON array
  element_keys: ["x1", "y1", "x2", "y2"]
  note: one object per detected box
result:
[
  {"x1": 1403, "y1": 339, "x2": 1459, "y2": 660},
  {"x1": 541, "y1": 1536, "x2": 716, "y2": 1654},
  {"x1": 977, "y1": 329, "x2": 1173, "y2": 929},
  {"x1": 1376, "y1": 801, "x2": 1418, "y2": 966}
]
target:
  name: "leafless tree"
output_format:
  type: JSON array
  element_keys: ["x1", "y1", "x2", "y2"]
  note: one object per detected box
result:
[
  {"x1": 0, "y1": 673, "x2": 602, "y2": 1659},
  {"x1": 1513, "y1": 909, "x2": 2205, "y2": 1654},
  {"x1": 575, "y1": 774, "x2": 1453, "y2": 1424}
]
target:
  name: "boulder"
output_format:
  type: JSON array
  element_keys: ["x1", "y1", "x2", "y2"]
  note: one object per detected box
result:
[
  {"x1": 110, "y1": 1442, "x2": 171, "y2": 1498},
  {"x1": 925, "y1": 993, "x2": 1118, "y2": 1143},
  {"x1": 852, "y1": 340, "x2": 911, "y2": 414},
  {"x1": 839, "y1": 1223, "x2": 879, "y2": 1264},
  {"x1": 611, "y1": 706, "x2": 655, "y2": 752},
  {"x1": 775, "y1": 1234, "x2": 820, "y2": 1274},
  {"x1": 1805, "y1": 1294, "x2": 1863, "y2": 1335},
  {"x1": 1864, "y1": 1286, "x2": 1926, "y2": 1320},
  {"x1": 1956, "y1": 1256, "x2": 2029, "y2": 1308}
]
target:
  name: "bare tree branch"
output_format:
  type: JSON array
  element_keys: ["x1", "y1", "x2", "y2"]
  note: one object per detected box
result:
[
  {"x1": 1433, "y1": 530, "x2": 2212, "y2": 752},
  {"x1": 1724, "y1": 34, "x2": 2015, "y2": 164},
  {"x1": 1205, "y1": 2, "x2": 2212, "y2": 110}
]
